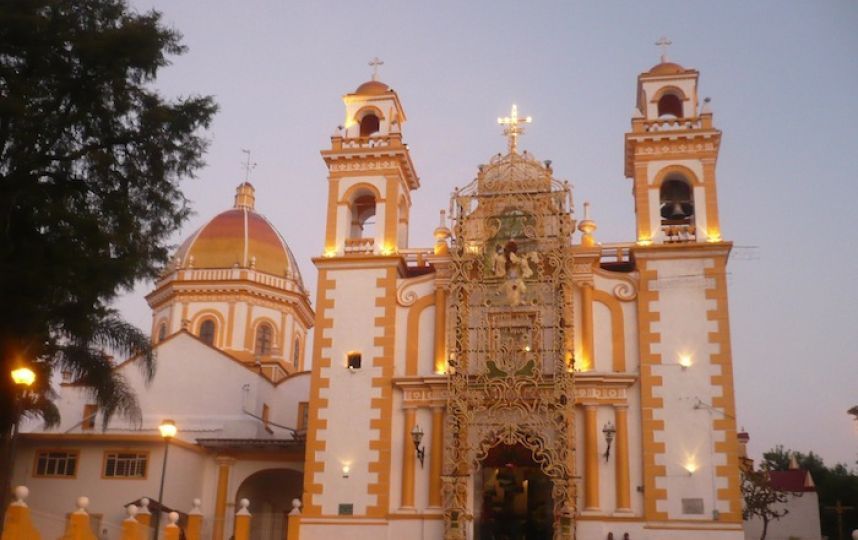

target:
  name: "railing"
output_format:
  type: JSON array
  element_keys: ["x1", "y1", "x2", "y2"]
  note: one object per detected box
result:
[
  {"x1": 642, "y1": 117, "x2": 702, "y2": 132},
  {"x1": 599, "y1": 242, "x2": 633, "y2": 264},
  {"x1": 329, "y1": 133, "x2": 404, "y2": 151},
  {"x1": 159, "y1": 268, "x2": 301, "y2": 293},
  {"x1": 661, "y1": 223, "x2": 697, "y2": 243},
  {"x1": 344, "y1": 237, "x2": 375, "y2": 254},
  {"x1": 399, "y1": 247, "x2": 435, "y2": 267}
]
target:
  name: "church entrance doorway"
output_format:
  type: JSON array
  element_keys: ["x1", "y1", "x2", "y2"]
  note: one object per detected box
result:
[
  {"x1": 475, "y1": 443, "x2": 554, "y2": 540},
  {"x1": 235, "y1": 468, "x2": 302, "y2": 540}
]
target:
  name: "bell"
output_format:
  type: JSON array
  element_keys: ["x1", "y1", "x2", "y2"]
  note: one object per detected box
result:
[{"x1": 669, "y1": 201, "x2": 686, "y2": 219}]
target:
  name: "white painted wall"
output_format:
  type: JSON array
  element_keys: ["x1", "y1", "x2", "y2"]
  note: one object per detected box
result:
[
  {"x1": 743, "y1": 492, "x2": 822, "y2": 540},
  {"x1": 311, "y1": 267, "x2": 386, "y2": 515}
]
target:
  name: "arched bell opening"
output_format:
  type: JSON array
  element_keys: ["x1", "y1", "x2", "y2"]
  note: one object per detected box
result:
[
  {"x1": 657, "y1": 92, "x2": 684, "y2": 118},
  {"x1": 349, "y1": 193, "x2": 377, "y2": 240},
  {"x1": 659, "y1": 178, "x2": 694, "y2": 226},
  {"x1": 359, "y1": 113, "x2": 380, "y2": 137},
  {"x1": 235, "y1": 468, "x2": 302, "y2": 540}
]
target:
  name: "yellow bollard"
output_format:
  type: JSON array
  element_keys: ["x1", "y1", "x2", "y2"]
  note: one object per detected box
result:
[
  {"x1": 163, "y1": 512, "x2": 180, "y2": 540},
  {"x1": 61, "y1": 497, "x2": 96, "y2": 540},
  {"x1": 2, "y1": 486, "x2": 40, "y2": 540},
  {"x1": 120, "y1": 505, "x2": 141, "y2": 540},
  {"x1": 184, "y1": 499, "x2": 202, "y2": 540},
  {"x1": 285, "y1": 499, "x2": 301, "y2": 540},
  {"x1": 232, "y1": 499, "x2": 251, "y2": 540},
  {"x1": 136, "y1": 498, "x2": 152, "y2": 531}
]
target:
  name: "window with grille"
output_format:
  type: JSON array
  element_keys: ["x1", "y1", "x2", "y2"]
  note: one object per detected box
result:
[
  {"x1": 199, "y1": 319, "x2": 216, "y2": 346},
  {"x1": 293, "y1": 339, "x2": 301, "y2": 369},
  {"x1": 34, "y1": 450, "x2": 78, "y2": 477},
  {"x1": 255, "y1": 323, "x2": 273, "y2": 355},
  {"x1": 103, "y1": 452, "x2": 148, "y2": 478}
]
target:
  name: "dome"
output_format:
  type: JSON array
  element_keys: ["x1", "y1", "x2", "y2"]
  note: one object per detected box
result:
[
  {"x1": 647, "y1": 61, "x2": 688, "y2": 75},
  {"x1": 174, "y1": 183, "x2": 303, "y2": 286},
  {"x1": 354, "y1": 80, "x2": 391, "y2": 96}
]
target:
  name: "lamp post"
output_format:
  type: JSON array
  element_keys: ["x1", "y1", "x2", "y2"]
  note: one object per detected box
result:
[
  {"x1": 153, "y1": 419, "x2": 177, "y2": 540},
  {"x1": 1, "y1": 367, "x2": 36, "y2": 529},
  {"x1": 411, "y1": 424, "x2": 425, "y2": 468},
  {"x1": 602, "y1": 421, "x2": 616, "y2": 462}
]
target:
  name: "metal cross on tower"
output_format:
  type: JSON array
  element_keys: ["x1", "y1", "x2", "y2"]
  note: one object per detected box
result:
[
  {"x1": 655, "y1": 36, "x2": 672, "y2": 63},
  {"x1": 241, "y1": 149, "x2": 257, "y2": 183},
  {"x1": 369, "y1": 57, "x2": 384, "y2": 81},
  {"x1": 497, "y1": 104, "x2": 532, "y2": 154}
]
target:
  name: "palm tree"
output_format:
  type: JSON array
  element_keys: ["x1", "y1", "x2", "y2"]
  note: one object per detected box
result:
[{"x1": 0, "y1": 312, "x2": 155, "y2": 527}]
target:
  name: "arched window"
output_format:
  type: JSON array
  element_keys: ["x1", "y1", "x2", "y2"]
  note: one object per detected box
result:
[
  {"x1": 660, "y1": 178, "x2": 694, "y2": 224},
  {"x1": 199, "y1": 319, "x2": 216, "y2": 346},
  {"x1": 350, "y1": 194, "x2": 377, "y2": 239},
  {"x1": 255, "y1": 323, "x2": 273, "y2": 356},
  {"x1": 293, "y1": 339, "x2": 301, "y2": 370},
  {"x1": 157, "y1": 322, "x2": 167, "y2": 343},
  {"x1": 359, "y1": 114, "x2": 380, "y2": 137},
  {"x1": 657, "y1": 93, "x2": 684, "y2": 118}
]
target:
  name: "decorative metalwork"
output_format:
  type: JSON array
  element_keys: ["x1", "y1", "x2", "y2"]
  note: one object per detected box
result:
[{"x1": 443, "y1": 144, "x2": 579, "y2": 539}]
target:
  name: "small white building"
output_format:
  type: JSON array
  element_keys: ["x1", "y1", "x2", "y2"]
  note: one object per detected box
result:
[{"x1": 743, "y1": 466, "x2": 822, "y2": 540}]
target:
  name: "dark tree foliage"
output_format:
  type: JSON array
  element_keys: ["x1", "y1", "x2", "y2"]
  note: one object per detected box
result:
[
  {"x1": 763, "y1": 446, "x2": 858, "y2": 539},
  {"x1": 0, "y1": 0, "x2": 216, "y2": 431}
]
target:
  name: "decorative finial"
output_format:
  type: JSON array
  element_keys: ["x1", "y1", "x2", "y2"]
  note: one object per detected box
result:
[
  {"x1": 126, "y1": 504, "x2": 139, "y2": 519},
  {"x1": 190, "y1": 499, "x2": 202, "y2": 515},
  {"x1": 369, "y1": 57, "x2": 384, "y2": 81},
  {"x1": 289, "y1": 499, "x2": 302, "y2": 516},
  {"x1": 241, "y1": 149, "x2": 257, "y2": 183},
  {"x1": 168, "y1": 512, "x2": 180, "y2": 526},
  {"x1": 578, "y1": 201, "x2": 598, "y2": 247},
  {"x1": 655, "y1": 36, "x2": 672, "y2": 63},
  {"x1": 76, "y1": 496, "x2": 90, "y2": 514},
  {"x1": 237, "y1": 498, "x2": 251, "y2": 516},
  {"x1": 497, "y1": 104, "x2": 532, "y2": 154},
  {"x1": 12, "y1": 486, "x2": 29, "y2": 507}
]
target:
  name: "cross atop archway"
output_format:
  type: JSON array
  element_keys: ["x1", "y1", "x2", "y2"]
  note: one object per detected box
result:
[
  {"x1": 369, "y1": 57, "x2": 384, "y2": 81},
  {"x1": 497, "y1": 104, "x2": 532, "y2": 154},
  {"x1": 655, "y1": 36, "x2": 672, "y2": 63}
]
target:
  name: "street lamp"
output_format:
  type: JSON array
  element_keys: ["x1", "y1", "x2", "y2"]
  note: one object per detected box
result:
[
  {"x1": 11, "y1": 367, "x2": 36, "y2": 387},
  {"x1": 1, "y1": 366, "x2": 37, "y2": 530},
  {"x1": 411, "y1": 424, "x2": 425, "y2": 468},
  {"x1": 153, "y1": 419, "x2": 177, "y2": 540},
  {"x1": 602, "y1": 422, "x2": 616, "y2": 462}
]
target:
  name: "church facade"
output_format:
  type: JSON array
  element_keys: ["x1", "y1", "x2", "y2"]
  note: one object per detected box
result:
[{"x1": 11, "y1": 55, "x2": 744, "y2": 540}]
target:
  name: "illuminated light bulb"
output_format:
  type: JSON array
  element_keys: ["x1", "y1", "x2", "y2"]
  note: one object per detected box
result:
[
  {"x1": 684, "y1": 461, "x2": 698, "y2": 475},
  {"x1": 342, "y1": 464, "x2": 350, "y2": 478},
  {"x1": 323, "y1": 248, "x2": 337, "y2": 258},
  {"x1": 637, "y1": 238, "x2": 652, "y2": 247},
  {"x1": 678, "y1": 355, "x2": 692, "y2": 369}
]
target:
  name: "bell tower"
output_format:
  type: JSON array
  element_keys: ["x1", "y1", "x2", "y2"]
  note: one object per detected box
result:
[
  {"x1": 320, "y1": 62, "x2": 419, "y2": 256},
  {"x1": 624, "y1": 41, "x2": 722, "y2": 245}
]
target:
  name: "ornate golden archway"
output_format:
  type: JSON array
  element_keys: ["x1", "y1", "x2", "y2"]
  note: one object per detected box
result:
[{"x1": 442, "y1": 148, "x2": 578, "y2": 540}]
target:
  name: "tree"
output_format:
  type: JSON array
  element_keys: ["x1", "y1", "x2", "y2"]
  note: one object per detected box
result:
[
  {"x1": 742, "y1": 466, "x2": 794, "y2": 540},
  {"x1": 0, "y1": 0, "x2": 216, "y2": 520},
  {"x1": 763, "y1": 446, "x2": 858, "y2": 539}
]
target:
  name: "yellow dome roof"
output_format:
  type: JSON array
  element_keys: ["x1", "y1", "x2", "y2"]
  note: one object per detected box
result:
[
  {"x1": 354, "y1": 80, "x2": 391, "y2": 95},
  {"x1": 174, "y1": 183, "x2": 303, "y2": 285},
  {"x1": 647, "y1": 61, "x2": 688, "y2": 75}
]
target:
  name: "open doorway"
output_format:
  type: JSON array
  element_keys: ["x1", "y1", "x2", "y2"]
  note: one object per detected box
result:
[{"x1": 475, "y1": 443, "x2": 554, "y2": 540}]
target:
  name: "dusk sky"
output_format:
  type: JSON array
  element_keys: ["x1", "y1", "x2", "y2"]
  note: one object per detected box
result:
[{"x1": 121, "y1": 1, "x2": 858, "y2": 466}]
